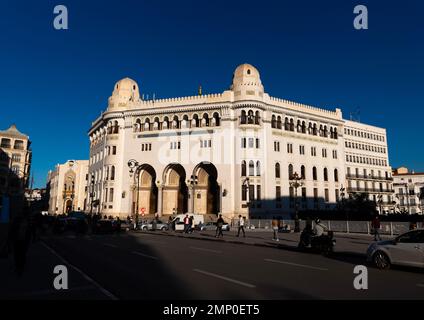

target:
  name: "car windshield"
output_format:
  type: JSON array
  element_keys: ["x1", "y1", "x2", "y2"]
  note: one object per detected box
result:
[{"x1": 397, "y1": 230, "x2": 421, "y2": 243}]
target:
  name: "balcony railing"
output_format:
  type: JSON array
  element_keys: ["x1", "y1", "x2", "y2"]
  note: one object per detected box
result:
[
  {"x1": 239, "y1": 116, "x2": 261, "y2": 125},
  {"x1": 346, "y1": 174, "x2": 393, "y2": 181},
  {"x1": 347, "y1": 187, "x2": 394, "y2": 193}
]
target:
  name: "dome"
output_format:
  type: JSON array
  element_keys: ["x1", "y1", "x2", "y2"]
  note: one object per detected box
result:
[
  {"x1": 230, "y1": 63, "x2": 264, "y2": 98},
  {"x1": 108, "y1": 77, "x2": 141, "y2": 108}
]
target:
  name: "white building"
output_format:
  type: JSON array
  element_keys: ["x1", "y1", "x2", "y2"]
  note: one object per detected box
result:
[
  {"x1": 47, "y1": 160, "x2": 89, "y2": 214},
  {"x1": 393, "y1": 167, "x2": 424, "y2": 214},
  {"x1": 87, "y1": 63, "x2": 392, "y2": 220},
  {"x1": 344, "y1": 121, "x2": 394, "y2": 213}
]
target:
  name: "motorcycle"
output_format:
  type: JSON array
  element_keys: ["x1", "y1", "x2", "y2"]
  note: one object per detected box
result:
[{"x1": 298, "y1": 229, "x2": 336, "y2": 256}]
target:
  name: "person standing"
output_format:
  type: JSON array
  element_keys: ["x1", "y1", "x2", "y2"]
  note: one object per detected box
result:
[
  {"x1": 236, "y1": 215, "x2": 245, "y2": 237},
  {"x1": 215, "y1": 214, "x2": 225, "y2": 238},
  {"x1": 272, "y1": 218, "x2": 279, "y2": 241},
  {"x1": 371, "y1": 214, "x2": 381, "y2": 241},
  {"x1": 183, "y1": 214, "x2": 190, "y2": 233}
]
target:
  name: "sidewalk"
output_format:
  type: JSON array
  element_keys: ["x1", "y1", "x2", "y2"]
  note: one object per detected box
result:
[{"x1": 136, "y1": 229, "x2": 391, "y2": 257}]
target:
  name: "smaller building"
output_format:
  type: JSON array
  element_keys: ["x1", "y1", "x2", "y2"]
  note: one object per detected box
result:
[
  {"x1": 47, "y1": 160, "x2": 89, "y2": 214},
  {"x1": 393, "y1": 167, "x2": 424, "y2": 214},
  {"x1": 0, "y1": 124, "x2": 32, "y2": 218}
]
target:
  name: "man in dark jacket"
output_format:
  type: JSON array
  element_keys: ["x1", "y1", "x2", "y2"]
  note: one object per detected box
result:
[{"x1": 215, "y1": 215, "x2": 225, "y2": 238}]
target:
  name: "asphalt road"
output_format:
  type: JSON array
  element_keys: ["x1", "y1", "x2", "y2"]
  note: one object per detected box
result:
[{"x1": 2, "y1": 231, "x2": 424, "y2": 300}]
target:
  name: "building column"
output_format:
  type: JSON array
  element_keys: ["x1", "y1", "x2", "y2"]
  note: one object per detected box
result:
[
  {"x1": 157, "y1": 185, "x2": 163, "y2": 217},
  {"x1": 188, "y1": 186, "x2": 194, "y2": 214}
]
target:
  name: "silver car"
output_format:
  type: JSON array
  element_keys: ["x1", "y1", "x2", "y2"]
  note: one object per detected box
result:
[
  {"x1": 198, "y1": 222, "x2": 230, "y2": 231},
  {"x1": 139, "y1": 220, "x2": 169, "y2": 231},
  {"x1": 366, "y1": 229, "x2": 424, "y2": 269}
]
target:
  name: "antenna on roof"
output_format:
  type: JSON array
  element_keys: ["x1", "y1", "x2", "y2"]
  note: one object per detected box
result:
[{"x1": 198, "y1": 85, "x2": 203, "y2": 96}]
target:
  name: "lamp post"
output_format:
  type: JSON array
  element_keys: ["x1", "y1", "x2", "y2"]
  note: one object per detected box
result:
[
  {"x1": 128, "y1": 159, "x2": 140, "y2": 229},
  {"x1": 340, "y1": 185, "x2": 346, "y2": 217},
  {"x1": 289, "y1": 172, "x2": 303, "y2": 233},
  {"x1": 188, "y1": 175, "x2": 198, "y2": 214},
  {"x1": 243, "y1": 177, "x2": 250, "y2": 207},
  {"x1": 377, "y1": 194, "x2": 383, "y2": 215}
]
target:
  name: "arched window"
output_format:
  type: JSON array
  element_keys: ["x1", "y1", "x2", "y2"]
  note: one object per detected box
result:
[
  {"x1": 134, "y1": 119, "x2": 141, "y2": 132},
  {"x1": 319, "y1": 125, "x2": 324, "y2": 137},
  {"x1": 301, "y1": 121, "x2": 306, "y2": 133},
  {"x1": 154, "y1": 117, "x2": 160, "y2": 130},
  {"x1": 144, "y1": 118, "x2": 150, "y2": 131},
  {"x1": 107, "y1": 122, "x2": 112, "y2": 134},
  {"x1": 212, "y1": 112, "x2": 220, "y2": 126},
  {"x1": 241, "y1": 110, "x2": 247, "y2": 124},
  {"x1": 247, "y1": 110, "x2": 254, "y2": 124},
  {"x1": 202, "y1": 113, "x2": 209, "y2": 127},
  {"x1": 313, "y1": 167, "x2": 317, "y2": 181},
  {"x1": 323, "y1": 125, "x2": 328, "y2": 137},
  {"x1": 163, "y1": 116, "x2": 169, "y2": 129},
  {"x1": 308, "y1": 123, "x2": 313, "y2": 135},
  {"x1": 333, "y1": 128, "x2": 338, "y2": 139},
  {"x1": 192, "y1": 114, "x2": 199, "y2": 127},
  {"x1": 256, "y1": 161, "x2": 261, "y2": 176},
  {"x1": 290, "y1": 119, "x2": 295, "y2": 131},
  {"x1": 275, "y1": 163, "x2": 280, "y2": 178},
  {"x1": 301, "y1": 165, "x2": 306, "y2": 179},
  {"x1": 105, "y1": 167, "x2": 109, "y2": 180},
  {"x1": 182, "y1": 115, "x2": 189, "y2": 128},
  {"x1": 324, "y1": 168, "x2": 328, "y2": 181},
  {"x1": 113, "y1": 121, "x2": 119, "y2": 134},
  {"x1": 271, "y1": 115, "x2": 276, "y2": 128},
  {"x1": 255, "y1": 111, "x2": 260, "y2": 125},
  {"x1": 313, "y1": 123, "x2": 317, "y2": 135},
  {"x1": 249, "y1": 160, "x2": 255, "y2": 176},
  {"x1": 241, "y1": 161, "x2": 246, "y2": 177},
  {"x1": 288, "y1": 164, "x2": 294, "y2": 179},
  {"x1": 284, "y1": 117, "x2": 290, "y2": 130},
  {"x1": 297, "y1": 120, "x2": 302, "y2": 132},
  {"x1": 111, "y1": 166, "x2": 115, "y2": 181},
  {"x1": 173, "y1": 115, "x2": 179, "y2": 129},
  {"x1": 334, "y1": 169, "x2": 339, "y2": 182},
  {"x1": 277, "y1": 116, "x2": 282, "y2": 129}
]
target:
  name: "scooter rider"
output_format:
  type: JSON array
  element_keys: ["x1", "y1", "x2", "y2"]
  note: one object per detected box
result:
[{"x1": 313, "y1": 218, "x2": 327, "y2": 237}]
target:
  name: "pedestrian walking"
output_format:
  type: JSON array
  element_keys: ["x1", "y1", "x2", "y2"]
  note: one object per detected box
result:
[
  {"x1": 188, "y1": 216, "x2": 194, "y2": 233},
  {"x1": 236, "y1": 215, "x2": 245, "y2": 237},
  {"x1": 371, "y1": 214, "x2": 382, "y2": 241},
  {"x1": 272, "y1": 217, "x2": 279, "y2": 241},
  {"x1": 215, "y1": 214, "x2": 225, "y2": 238}
]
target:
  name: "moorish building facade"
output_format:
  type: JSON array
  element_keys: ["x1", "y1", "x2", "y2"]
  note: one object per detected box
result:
[{"x1": 87, "y1": 64, "x2": 393, "y2": 220}]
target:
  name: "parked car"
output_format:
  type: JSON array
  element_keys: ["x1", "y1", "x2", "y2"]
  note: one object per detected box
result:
[
  {"x1": 94, "y1": 219, "x2": 120, "y2": 234},
  {"x1": 139, "y1": 220, "x2": 169, "y2": 231},
  {"x1": 197, "y1": 221, "x2": 230, "y2": 231},
  {"x1": 366, "y1": 229, "x2": 424, "y2": 269}
]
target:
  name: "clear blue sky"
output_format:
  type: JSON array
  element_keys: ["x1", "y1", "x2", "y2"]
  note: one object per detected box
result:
[{"x1": 0, "y1": 0, "x2": 423, "y2": 188}]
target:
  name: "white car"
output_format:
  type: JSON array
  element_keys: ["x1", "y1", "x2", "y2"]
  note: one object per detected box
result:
[{"x1": 366, "y1": 229, "x2": 424, "y2": 269}]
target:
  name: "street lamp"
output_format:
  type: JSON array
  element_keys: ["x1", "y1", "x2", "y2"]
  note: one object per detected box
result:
[
  {"x1": 377, "y1": 194, "x2": 383, "y2": 215},
  {"x1": 128, "y1": 159, "x2": 140, "y2": 229},
  {"x1": 188, "y1": 175, "x2": 198, "y2": 214},
  {"x1": 243, "y1": 177, "x2": 250, "y2": 207},
  {"x1": 289, "y1": 172, "x2": 304, "y2": 233}
]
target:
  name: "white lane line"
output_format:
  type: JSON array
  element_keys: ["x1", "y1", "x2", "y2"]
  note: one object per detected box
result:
[
  {"x1": 264, "y1": 259, "x2": 328, "y2": 271},
  {"x1": 103, "y1": 243, "x2": 118, "y2": 248},
  {"x1": 193, "y1": 269, "x2": 256, "y2": 288},
  {"x1": 41, "y1": 242, "x2": 118, "y2": 300},
  {"x1": 131, "y1": 251, "x2": 158, "y2": 260},
  {"x1": 190, "y1": 246, "x2": 222, "y2": 254},
  {"x1": 417, "y1": 284, "x2": 424, "y2": 288}
]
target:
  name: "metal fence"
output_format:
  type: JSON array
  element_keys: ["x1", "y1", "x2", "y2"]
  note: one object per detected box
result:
[{"x1": 231, "y1": 219, "x2": 423, "y2": 236}]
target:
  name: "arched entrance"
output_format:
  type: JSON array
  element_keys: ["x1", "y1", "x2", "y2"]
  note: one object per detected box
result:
[
  {"x1": 65, "y1": 199, "x2": 72, "y2": 213},
  {"x1": 193, "y1": 162, "x2": 219, "y2": 215},
  {"x1": 162, "y1": 164, "x2": 188, "y2": 215},
  {"x1": 134, "y1": 165, "x2": 158, "y2": 216}
]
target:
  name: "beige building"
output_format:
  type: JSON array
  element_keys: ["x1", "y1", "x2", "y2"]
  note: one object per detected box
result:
[
  {"x1": 47, "y1": 160, "x2": 89, "y2": 214},
  {"x1": 0, "y1": 124, "x2": 32, "y2": 197},
  {"x1": 86, "y1": 63, "x2": 392, "y2": 220},
  {"x1": 393, "y1": 167, "x2": 424, "y2": 214}
]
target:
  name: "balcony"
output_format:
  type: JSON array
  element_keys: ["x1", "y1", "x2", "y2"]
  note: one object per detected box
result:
[
  {"x1": 239, "y1": 116, "x2": 261, "y2": 126},
  {"x1": 347, "y1": 187, "x2": 394, "y2": 194},
  {"x1": 346, "y1": 174, "x2": 393, "y2": 181}
]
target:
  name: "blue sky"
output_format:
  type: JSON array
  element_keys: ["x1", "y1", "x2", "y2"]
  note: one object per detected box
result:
[{"x1": 0, "y1": 0, "x2": 423, "y2": 188}]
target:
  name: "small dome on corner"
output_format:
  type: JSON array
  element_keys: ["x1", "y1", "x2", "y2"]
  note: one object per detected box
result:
[
  {"x1": 231, "y1": 63, "x2": 264, "y2": 97},
  {"x1": 108, "y1": 77, "x2": 141, "y2": 109}
]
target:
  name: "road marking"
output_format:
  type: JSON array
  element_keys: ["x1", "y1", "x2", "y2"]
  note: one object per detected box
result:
[
  {"x1": 417, "y1": 284, "x2": 424, "y2": 288},
  {"x1": 41, "y1": 242, "x2": 118, "y2": 300},
  {"x1": 264, "y1": 259, "x2": 328, "y2": 271},
  {"x1": 193, "y1": 269, "x2": 256, "y2": 288},
  {"x1": 190, "y1": 246, "x2": 222, "y2": 254},
  {"x1": 103, "y1": 243, "x2": 118, "y2": 248},
  {"x1": 131, "y1": 251, "x2": 158, "y2": 260}
]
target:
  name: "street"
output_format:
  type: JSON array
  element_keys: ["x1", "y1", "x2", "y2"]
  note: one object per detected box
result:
[{"x1": 1, "y1": 230, "x2": 423, "y2": 300}]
